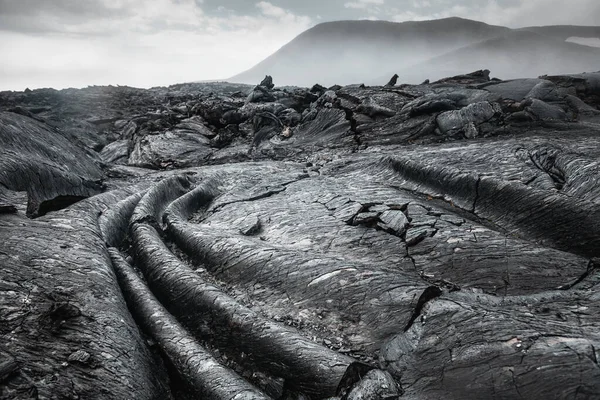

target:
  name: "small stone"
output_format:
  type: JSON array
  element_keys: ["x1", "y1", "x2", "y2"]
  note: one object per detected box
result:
[
  {"x1": 333, "y1": 202, "x2": 363, "y2": 223},
  {"x1": 353, "y1": 212, "x2": 379, "y2": 225},
  {"x1": 405, "y1": 227, "x2": 429, "y2": 246},
  {"x1": 368, "y1": 204, "x2": 389, "y2": 213},
  {"x1": 68, "y1": 350, "x2": 91, "y2": 365},
  {"x1": 239, "y1": 215, "x2": 262, "y2": 236},
  {"x1": 345, "y1": 369, "x2": 401, "y2": 400},
  {"x1": 440, "y1": 214, "x2": 465, "y2": 226},
  {"x1": 281, "y1": 126, "x2": 292, "y2": 138},
  {"x1": 325, "y1": 196, "x2": 351, "y2": 211},
  {"x1": 464, "y1": 122, "x2": 479, "y2": 139},
  {"x1": 378, "y1": 210, "x2": 409, "y2": 236}
]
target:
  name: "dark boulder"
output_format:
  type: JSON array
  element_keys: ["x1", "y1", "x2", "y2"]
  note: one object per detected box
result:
[
  {"x1": 247, "y1": 85, "x2": 276, "y2": 103},
  {"x1": 259, "y1": 75, "x2": 275, "y2": 90},
  {"x1": 385, "y1": 74, "x2": 399, "y2": 87}
]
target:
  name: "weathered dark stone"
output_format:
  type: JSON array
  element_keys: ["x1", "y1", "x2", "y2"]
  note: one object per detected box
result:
[
  {"x1": 385, "y1": 74, "x2": 399, "y2": 87},
  {"x1": 259, "y1": 75, "x2": 275, "y2": 90}
]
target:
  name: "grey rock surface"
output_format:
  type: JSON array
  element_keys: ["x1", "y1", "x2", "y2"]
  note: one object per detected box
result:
[{"x1": 1, "y1": 71, "x2": 600, "y2": 399}]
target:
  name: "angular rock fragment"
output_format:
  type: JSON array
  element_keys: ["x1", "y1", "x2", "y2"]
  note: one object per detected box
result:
[
  {"x1": 175, "y1": 116, "x2": 216, "y2": 138},
  {"x1": 436, "y1": 101, "x2": 499, "y2": 138},
  {"x1": 259, "y1": 75, "x2": 275, "y2": 90},
  {"x1": 333, "y1": 201, "x2": 364, "y2": 223},
  {"x1": 385, "y1": 74, "x2": 399, "y2": 87},
  {"x1": 404, "y1": 226, "x2": 429, "y2": 246},
  {"x1": 357, "y1": 98, "x2": 396, "y2": 118},
  {"x1": 238, "y1": 215, "x2": 262, "y2": 236},
  {"x1": 378, "y1": 210, "x2": 409, "y2": 236},
  {"x1": 100, "y1": 140, "x2": 129, "y2": 164},
  {"x1": 67, "y1": 350, "x2": 92, "y2": 366},
  {"x1": 344, "y1": 370, "x2": 401, "y2": 400},
  {"x1": 353, "y1": 211, "x2": 379, "y2": 225},
  {"x1": 523, "y1": 98, "x2": 568, "y2": 121}
]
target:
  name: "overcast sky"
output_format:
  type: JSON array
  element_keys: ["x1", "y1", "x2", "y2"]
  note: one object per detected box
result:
[{"x1": 1, "y1": 0, "x2": 599, "y2": 90}]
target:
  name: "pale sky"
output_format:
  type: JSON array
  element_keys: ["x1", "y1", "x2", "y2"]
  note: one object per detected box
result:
[{"x1": 1, "y1": 0, "x2": 599, "y2": 90}]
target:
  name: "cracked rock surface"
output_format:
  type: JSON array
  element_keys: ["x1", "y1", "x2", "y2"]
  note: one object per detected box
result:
[{"x1": 1, "y1": 70, "x2": 600, "y2": 399}]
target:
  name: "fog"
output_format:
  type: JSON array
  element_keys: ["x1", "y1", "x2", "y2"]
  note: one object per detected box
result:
[
  {"x1": 2, "y1": 0, "x2": 600, "y2": 91},
  {"x1": 567, "y1": 37, "x2": 600, "y2": 48}
]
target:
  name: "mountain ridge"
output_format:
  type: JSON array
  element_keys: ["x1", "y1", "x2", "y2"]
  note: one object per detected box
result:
[
  {"x1": 376, "y1": 29, "x2": 600, "y2": 84},
  {"x1": 229, "y1": 17, "x2": 600, "y2": 87}
]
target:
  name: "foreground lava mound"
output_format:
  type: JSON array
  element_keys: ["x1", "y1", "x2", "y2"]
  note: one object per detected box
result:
[{"x1": 1, "y1": 70, "x2": 600, "y2": 399}]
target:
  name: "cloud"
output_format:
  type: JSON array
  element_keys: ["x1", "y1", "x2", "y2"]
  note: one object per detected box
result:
[
  {"x1": 412, "y1": 0, "x2": 431, "y2": 8},
  {"x1": 567, "y1": 37, "x2": 600, "y2": 47},
  {"x1": 1, "y1": 0, "x2": 599, "y2": 90},
  {"x1": 0, "y1": 0, "x2": 208, "y2": 35},
  {"x1": 256, "y1": 1, "x2": 287, "y2": 18},
  {"x1": 390, "y1": 0, "x2": 600, "y2": 27},
  {"x1": 344, "y1": 0, "x2": 384, "y2": 10},
  {"x1": 0, "y1": 0, "x2": 313, "y2": 90},
  {"x1": 256, "y1": 1, "x2": 311, "y2": 25}
]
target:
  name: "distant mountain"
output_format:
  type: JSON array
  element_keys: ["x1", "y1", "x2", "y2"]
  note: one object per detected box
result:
[
  {"x1": 228, "y1": 17, "x2": 600, "y2": 87},
  {"x1": 520, "y1": 25, "x2": 600, "y2": 48},
  {"x1": 379, "y1": 30, "x2": 600, "y2": 84},
  {"x1": 518, "y1": 25, "x2": 600, "y2": 41},
  {"x1": 230, "y1": 17, "x2": 510, "y2": 87}
]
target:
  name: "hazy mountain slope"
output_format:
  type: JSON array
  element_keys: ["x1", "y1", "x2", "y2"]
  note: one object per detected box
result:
[
  {"x1": 230, "y1": 17, "x2": 510, "y2": 87},
  {"x1": 376, "y1": 31, "x2": 600, "y2": 84},
  {"x1": 520, "y1": 25, "x2": 600, "y2": 40}
]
